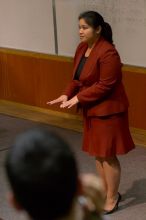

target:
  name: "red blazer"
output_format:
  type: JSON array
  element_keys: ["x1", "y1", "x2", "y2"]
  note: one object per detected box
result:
[{"x1": 63, "y1": 37, "x2": 129, "y2": 116}]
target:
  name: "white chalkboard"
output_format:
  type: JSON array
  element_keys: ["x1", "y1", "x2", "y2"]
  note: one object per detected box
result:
[
  {"x1": 55, "y1": 0, "x2": 146, "y2": 67},
  {"x1": 0, "y1": 0, "x2": 55, "y2": 54}
]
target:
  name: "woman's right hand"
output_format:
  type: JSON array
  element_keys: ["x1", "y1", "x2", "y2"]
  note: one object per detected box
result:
[{"x1": 46, "y1": 95, "x2": 68, "y2": 105}]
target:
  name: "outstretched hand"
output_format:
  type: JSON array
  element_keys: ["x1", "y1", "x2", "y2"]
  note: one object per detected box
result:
[
  {"x1": 46, "y1": 95, "x2": 68, "y2": 105},
  {"x1": 60, "y1": 96, "x2": 79, "y2": 109}
]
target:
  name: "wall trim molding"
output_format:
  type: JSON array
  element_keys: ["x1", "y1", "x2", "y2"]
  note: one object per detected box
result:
[
  {"x1": 0, "y1": 99, "x2": 146, "y2": 148},
  {"x1": 0, "y1": 47, "x2": 73, "y2": 62},
  {"x1": 0, "y1": 47, "x2": 146, "y2": 72}
]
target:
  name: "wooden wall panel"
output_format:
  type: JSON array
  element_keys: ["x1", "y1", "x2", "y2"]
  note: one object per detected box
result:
[
  {"x1": 0, "y1": 49, "x2": 77, "y2": 114},
  {"x1": 36, "y1": 58, "x2": 76, "y2": 114},
  {"x1": 0, "y1": 48, "x2": 146, "y2": 129},
  {"x1": 0, "y1": 53, "x2": 7, "y2": 98},
  {"x1": 123, "y1": 71, "x2": 146, "y2": 129},
  {"x1": 0, "y1": 53, "x2": 39, "y2": 105},
  {"x1": 0, "y1": 53, "x2": 3, "y2": 98}
]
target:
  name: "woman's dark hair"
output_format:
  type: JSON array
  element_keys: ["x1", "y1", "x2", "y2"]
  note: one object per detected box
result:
[{"x1": 79, "y1": 11, "x2": 113, "y2": 44}]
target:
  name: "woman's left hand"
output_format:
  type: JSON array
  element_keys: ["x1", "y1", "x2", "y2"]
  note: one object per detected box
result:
[{"x1": 60, "y1": 96, "x2": 79, "y2": 109}]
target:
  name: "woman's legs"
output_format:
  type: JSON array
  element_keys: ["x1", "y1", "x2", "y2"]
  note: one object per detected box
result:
[
  {"x1": 96, "y1": 156, "x2": 121, "y2": 211},
  {"x1": 95, "y1": 157, "x2": 107, "y2": 196}
]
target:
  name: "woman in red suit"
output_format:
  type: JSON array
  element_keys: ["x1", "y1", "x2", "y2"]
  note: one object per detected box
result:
[{"x1": 47, "y1": 11, "x2": 135, "y2": 214}]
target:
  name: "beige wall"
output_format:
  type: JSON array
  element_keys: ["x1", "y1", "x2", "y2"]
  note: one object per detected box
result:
[{"x1": 0, "y1": 0, "x2": 55, "y2": 54}]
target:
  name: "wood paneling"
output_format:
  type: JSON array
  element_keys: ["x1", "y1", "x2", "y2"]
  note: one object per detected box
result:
[
  {"x1": 0, "y1": 48, "x2": 146, "y2": 129},
  {"x1": 123, "y1": 71, "x2": 146, "y2": 129}
]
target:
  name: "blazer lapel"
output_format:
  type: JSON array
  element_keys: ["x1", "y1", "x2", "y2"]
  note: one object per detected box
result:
[
  {"x1": 79, "y1": 37, "x2": 105, "y2": 80},
  {"x1": 72, "y1": 44, "x2": 88, "y2": 79}
]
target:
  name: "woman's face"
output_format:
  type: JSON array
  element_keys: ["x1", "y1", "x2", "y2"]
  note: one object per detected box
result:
[{"x1": 79, "y1": 18, "x2": 99, "y2": 44}]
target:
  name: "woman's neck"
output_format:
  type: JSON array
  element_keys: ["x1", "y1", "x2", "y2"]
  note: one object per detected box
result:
[
  {"x1": 87, "y1": 35, "x2": 100, "y2": 48},
  {"x1": 85, "y1": 37, "x2": 99, "y2": 57}
]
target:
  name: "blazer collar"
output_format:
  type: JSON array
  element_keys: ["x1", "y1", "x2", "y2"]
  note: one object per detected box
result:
[
  {"x1": 72, "y1": 43, "x2": 88, "y2": 78},
  {"x1": 73, "y1": 37, "x2": 105, "y2": 79}
]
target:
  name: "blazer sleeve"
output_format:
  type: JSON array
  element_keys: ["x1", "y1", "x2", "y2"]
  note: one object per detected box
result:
[
  {"x1": 62, "y1": 80, "x2": 81, "y2": 99},
  {"x1": 77, "y1": 48, "x2": 122, "y2": 104}
]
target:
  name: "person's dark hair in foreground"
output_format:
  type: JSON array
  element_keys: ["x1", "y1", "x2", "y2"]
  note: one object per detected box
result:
[
  {"x1": 5, "y1": 128, "x2": 78, "y2": 220},
  {"x1": 5, "y1": 128, "x2": 105, "y2": 220}
]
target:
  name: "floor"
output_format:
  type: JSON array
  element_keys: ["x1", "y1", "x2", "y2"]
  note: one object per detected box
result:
[{"x1": 0, "y1": 114, "x2": 146, "y2": 220}]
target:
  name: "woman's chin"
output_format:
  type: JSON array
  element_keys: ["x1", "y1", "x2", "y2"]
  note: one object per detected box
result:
[{"x1": 80, "y1": 38, "x2": 87, "y2": 43}]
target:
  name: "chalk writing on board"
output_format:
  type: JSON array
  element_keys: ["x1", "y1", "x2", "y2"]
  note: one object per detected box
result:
[
  {"x1": 55, "y1": 0, "x2": 146, "y2": 66},
  {"x1": 82, "y1": 0, "x2": 146, "y2": 33}
]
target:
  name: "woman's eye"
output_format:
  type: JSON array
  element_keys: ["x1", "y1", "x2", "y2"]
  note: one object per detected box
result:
[{"x1": 79, "y1": 26, "x2": 88, "y2": 30}]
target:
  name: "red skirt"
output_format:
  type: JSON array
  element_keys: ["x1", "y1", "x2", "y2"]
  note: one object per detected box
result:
[{"x1": 82, "y1": 112, "x2": 135, "y2": 158}]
